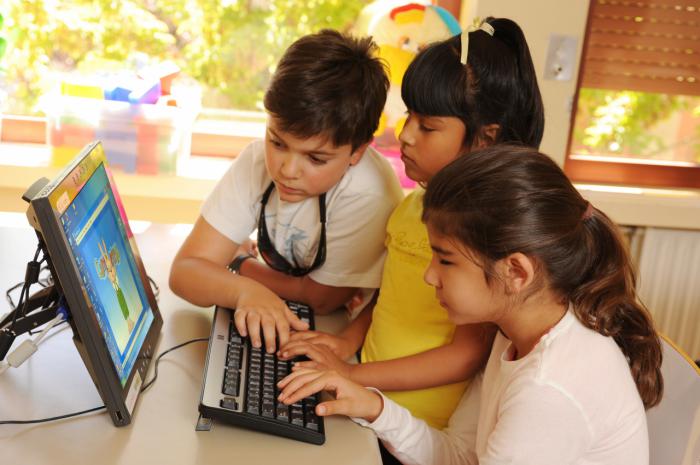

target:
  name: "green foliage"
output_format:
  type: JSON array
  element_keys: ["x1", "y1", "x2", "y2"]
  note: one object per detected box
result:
[
  {"x1": 2, "y1": 0, "x2": 368, "y2": 115},
  {"x1": 0, "y1": 11, "x2": 6, "y2": 67},
  {"x1": 573, "y1": 88, "x2": 699, "y2": 161}
]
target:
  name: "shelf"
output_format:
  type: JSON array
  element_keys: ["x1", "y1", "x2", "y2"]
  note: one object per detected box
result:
[{"x1": 0, "y1": 142, "x2": 222, "y2": 223}]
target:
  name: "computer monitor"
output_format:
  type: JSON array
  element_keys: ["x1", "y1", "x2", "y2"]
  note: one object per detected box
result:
[{"x1": 25, "y1": 141, "x2": 162, "y2": 426}]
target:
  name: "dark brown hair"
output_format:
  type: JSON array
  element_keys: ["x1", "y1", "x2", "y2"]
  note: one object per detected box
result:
[
  {"x1": 423, "y1": 145, "x2": 663, "y2": 409},
  {"x1": 402, "y1": 17, "x2": 544, "y2": 148},
  {"x1": 264, "y1": 29, "x2": 389, "y2": 152}
]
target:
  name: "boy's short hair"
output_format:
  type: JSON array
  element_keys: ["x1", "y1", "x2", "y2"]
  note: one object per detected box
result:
[{"x1": 264, "y1": 29, "x2": 389, "y2": 152}]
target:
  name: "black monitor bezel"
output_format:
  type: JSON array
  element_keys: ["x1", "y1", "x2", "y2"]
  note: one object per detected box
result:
[{"x1": 25, "y1": 141, "x2": 162, "y2": 426}]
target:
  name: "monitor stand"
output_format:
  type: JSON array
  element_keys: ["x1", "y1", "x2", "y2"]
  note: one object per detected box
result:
[
  {"x1": 0, "y1": 230, "x2": 67, "y2": 362},
  {"x1": 0, "y1": 176, "x2": 71, "y2": 361}
]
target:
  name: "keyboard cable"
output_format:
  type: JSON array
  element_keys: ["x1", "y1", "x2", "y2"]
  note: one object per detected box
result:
[{"x1": 0, "y1": 336, "x2": 209, "y2": 425}]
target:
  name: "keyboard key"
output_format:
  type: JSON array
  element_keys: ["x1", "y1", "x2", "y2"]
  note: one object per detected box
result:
[
  {"x1": 262, "y1": 387, "x2": 275, "y2": 401},
  {"x1": 261, "y1": 401, "x2": 275, "y2": 418},
  {"x1": 220, "y1": 397, "x2": 238, "y2": 411},
  {"x1": 223, "y1": 383, "x2": 239, "y2": 397},
  {"x1": 290, "y1": 405, "x2": 304, "y2": 426},
  {"x1": 305, "y1": 417, "x2": 319, "y2": 431},
  {"x1": 276, "y1": 404, "x2": 290, "y2": 422},
  {"x1": 246, "y1": 401, "x2": 260, "y2": 415}
]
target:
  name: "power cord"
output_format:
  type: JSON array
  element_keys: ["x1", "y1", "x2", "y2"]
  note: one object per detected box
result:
[
  {"x1": 6, "y1": 245, "x2": 43, "y2": 332},
  {"x1": 0, "y1": 307, "x2": 69, "y2": 375},
  {"x1": 5, "y1": 264, "x2": 51, "y2": 310},
  {"x1": 0, "y1": 336, "x2": 209, "y2": 425},
  {"x1": 140, "y1": 337, "x2": 209, "y2": 393},
  {"x1": 0, "y1": 406, "x2": 107, "y2": 425}
]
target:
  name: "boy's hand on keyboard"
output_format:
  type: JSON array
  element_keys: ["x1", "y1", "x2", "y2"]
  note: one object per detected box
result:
[
  {"x1": 234, "y1": 283, "x2": 309, "y2": 352},
  {"x1": 278, "y1": 340, "x2": 352, "y2": 379},
  {"x1": 282, "y1": 331, "x2": 357, "y2": 361},
  {"x1": 277, "y1": 368, "x2": 383, "y2": 423}
]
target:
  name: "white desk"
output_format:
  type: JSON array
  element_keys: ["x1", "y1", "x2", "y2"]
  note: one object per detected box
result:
[{"x1": 0, "y1": 222, "x2": 380, "y2": 465}]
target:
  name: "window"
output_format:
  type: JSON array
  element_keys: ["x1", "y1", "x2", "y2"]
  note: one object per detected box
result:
[
  {"x1": 565, "y1": 0, "x2": 700, "y2": 189},
  {"x1": 0, "y1": 0, "x2": 368, "y2": 116},
  {"x1": 0, "y1": 1, "x2": 462, "y2": 160}
]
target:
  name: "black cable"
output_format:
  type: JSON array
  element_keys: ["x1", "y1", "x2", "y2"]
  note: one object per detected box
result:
[
  {"x1": 0, "y1": 405, "x2": 106, "y2": 425},
  {"x1": 147, "y1": 275, "x2": 160, "y2": 302},
  {"x1": 1, "y1": 336, "x2": 208, "y2": 425},
  {"x1": 140, "y1": 337, "x2": 209, "y2": 393},
  {"x1": 8, "y1": 245, "x2": 43, "y2": 330},
  {"x1": 5, "y1": 281, "x2": 24, "y2": 309},
  {"x1": 9, "y1": 280, "x2": 31, "y2": 331}
]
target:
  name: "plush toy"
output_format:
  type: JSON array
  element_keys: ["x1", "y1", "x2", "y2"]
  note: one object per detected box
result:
[{"x1": 355, "y1": 2, "x2": 460, "y2": 187}]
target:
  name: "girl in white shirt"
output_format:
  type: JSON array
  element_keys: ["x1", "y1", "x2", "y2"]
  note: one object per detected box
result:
[{"x1": 277, "y1": 145, "x2": 664, "y2": 465}]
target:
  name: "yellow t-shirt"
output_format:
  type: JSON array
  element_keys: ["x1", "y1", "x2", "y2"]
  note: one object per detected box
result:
[{"x1": 362, "y1": 189, "x2": 469, "y2": 429}]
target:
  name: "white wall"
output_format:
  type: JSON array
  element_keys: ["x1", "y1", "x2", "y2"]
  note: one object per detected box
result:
[{"x1": 463, "y1": 0, "x2": 590, "y2": 165}]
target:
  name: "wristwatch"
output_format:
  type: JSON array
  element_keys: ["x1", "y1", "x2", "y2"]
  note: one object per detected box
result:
[{"x1": 228, "y1": 254, "x2": 254, "y2": 275}]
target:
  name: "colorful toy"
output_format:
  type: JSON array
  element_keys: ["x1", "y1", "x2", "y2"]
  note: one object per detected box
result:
[
  {"x1": 48, "y1": 60, "x2": 193, "y2": 175},
  {"x1": 355, "y1": 2, "x2": 461, "y2": 187},
  {"x1": 127, "y1": 79, "x2": 161, "y2": 104},
  {"x1": 138, "y1": 60, "x2": 180, "y2": 95},
  {"x1": 358, "y1": 2, "x2": 460, "y2": 138},
  {"x1": 61, "y1": 80, "x2": 105, "y2": 99}
]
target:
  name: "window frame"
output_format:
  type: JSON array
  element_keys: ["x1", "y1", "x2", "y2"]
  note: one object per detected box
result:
[{"x1": 564, "y1": 0, "x2": 700, "y2": 190}]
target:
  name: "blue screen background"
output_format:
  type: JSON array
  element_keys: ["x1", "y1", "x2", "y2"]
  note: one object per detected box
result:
[{"x1": 60, "y1": 164, "x2": 154, "y2": 386}]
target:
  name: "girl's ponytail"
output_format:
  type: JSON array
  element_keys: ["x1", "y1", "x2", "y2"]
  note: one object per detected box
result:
[
  {"x1": 485, "y1": 17, "x2": 545, "y2": 148},
  {"x1": 570, "y1": 209, "x2": 664, "y2": 409}
]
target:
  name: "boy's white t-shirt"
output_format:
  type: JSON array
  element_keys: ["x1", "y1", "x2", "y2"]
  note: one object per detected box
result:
[
  {"x1": 201, "y1": 140, "x2": 403, "y2": 296},
  {"x1": 357, "y1": 309, "x2": 649, "y2": 465}
]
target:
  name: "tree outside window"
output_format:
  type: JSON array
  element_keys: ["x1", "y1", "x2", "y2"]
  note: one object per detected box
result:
[
  {"x1": 0, "y1": 0, "x2": 369, "y2": 116},
  {"x1": 566, "y1": 0, "x2": 700, "y2": 189}
]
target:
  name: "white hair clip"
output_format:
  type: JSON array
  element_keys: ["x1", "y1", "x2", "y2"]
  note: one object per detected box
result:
[{"x1": 460, "y1": 19, "x2": 495, "y2": 65}]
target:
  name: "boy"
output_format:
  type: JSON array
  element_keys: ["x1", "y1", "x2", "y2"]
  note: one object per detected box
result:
[{"x1": 169, "y1": 30, "x2": 403, "y2": 354}]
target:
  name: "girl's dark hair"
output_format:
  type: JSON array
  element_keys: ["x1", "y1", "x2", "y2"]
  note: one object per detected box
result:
[
  {"x1": 423, "y1": 145, "x2": 663, "y2": 409},
  {"x1": 264, "y1": 29, "x2": 389, "y2": 152},
  {"x1": 402, "y1": 17, "x2": 544, "y2": 148}
]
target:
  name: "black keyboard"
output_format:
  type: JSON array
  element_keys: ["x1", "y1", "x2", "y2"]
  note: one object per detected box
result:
[{"x1": 199, "y1": 302, "x2": 325, "y2": 445}]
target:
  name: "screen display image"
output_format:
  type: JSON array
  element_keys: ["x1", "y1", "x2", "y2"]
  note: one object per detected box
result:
[{"x1": 58, "y1": 163, "x2": 154, "y2": 386}]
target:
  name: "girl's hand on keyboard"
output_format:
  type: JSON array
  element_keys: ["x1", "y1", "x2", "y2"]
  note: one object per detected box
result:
[
  {"x1": 234, "y1": 282, "x2": 309, "y2": 353},
  {"x1": 282, "y1": 331, "x2": 357, "y2": 361},
  {"x1": 277, "y1": 368, "x2": 383, "y2": 422},
  {"x1": 279, "y1": 340, "x2": 352, "y2": 378}
]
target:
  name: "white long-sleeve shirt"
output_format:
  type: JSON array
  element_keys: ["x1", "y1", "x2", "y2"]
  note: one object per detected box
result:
[{"x1": 355, "y1": 310, "x2": 649, "y2": 465}]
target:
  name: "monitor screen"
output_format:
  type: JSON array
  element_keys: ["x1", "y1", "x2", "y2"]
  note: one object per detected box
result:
[
  {"x1": 26, "y1": 141, "x2": 162, "y2": 425},
  {"x1": 59, "y1": 162, "x2": 154, "y2": 387}
]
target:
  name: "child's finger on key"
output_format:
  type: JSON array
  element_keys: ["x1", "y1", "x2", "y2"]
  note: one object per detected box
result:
[
  {"x1": 262, "y1": 317, "x2": 277, "y2": 353},
  {"x1": 246, "y1": 312, "x2": 262, "y2": 348}
]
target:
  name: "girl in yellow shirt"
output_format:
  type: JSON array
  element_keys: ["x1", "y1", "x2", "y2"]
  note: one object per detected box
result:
[{"x1": 280, "y1": 17, "x2": 545, "y2": 432}]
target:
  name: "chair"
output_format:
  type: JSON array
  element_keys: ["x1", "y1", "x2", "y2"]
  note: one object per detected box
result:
[{"x1": 646, "y1": 335, "x2": 700, "y2": 465}]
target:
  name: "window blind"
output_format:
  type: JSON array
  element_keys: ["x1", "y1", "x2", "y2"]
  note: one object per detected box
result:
[{"x1": 581, "y1": 0, "x2": 700, "y2": 96}]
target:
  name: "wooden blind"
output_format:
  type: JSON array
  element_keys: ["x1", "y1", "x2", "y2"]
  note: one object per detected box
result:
[{"x1": 581, "y1": 0, "x2": 700, "y2": 96}]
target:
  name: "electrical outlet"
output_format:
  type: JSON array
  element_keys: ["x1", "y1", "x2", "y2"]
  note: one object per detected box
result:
[{"x1": 543, "y1": 34, "x2": 578, "y2": 81}]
